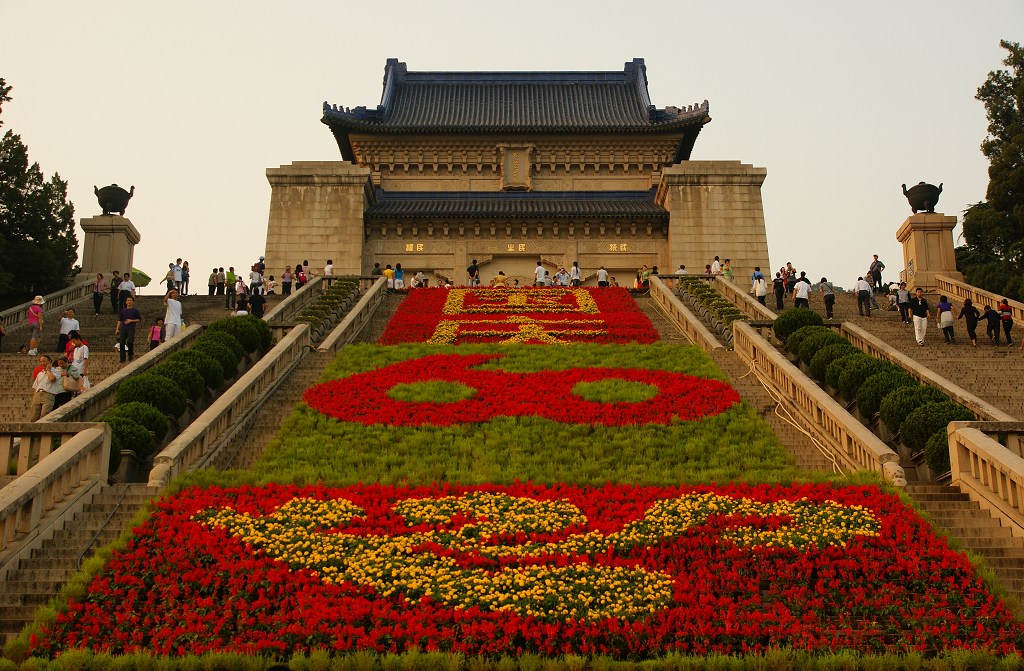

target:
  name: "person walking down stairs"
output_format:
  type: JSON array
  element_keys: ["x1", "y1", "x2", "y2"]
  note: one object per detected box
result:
[{"x1": 909, "y1": 287, "x2": 930, "y2": 347}]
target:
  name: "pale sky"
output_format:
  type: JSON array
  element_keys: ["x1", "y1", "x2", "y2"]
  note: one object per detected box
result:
[{"x1": 2, "y1": 1, "x2": 1021, "y2": 291}]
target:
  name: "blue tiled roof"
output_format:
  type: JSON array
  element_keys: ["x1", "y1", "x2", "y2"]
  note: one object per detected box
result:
[
  {"x1": 323, "y1": 59, "x2": 710, "y2": 138},
  {"x1": 365, "y1": 189, "x2": 668, "y2": 220}
]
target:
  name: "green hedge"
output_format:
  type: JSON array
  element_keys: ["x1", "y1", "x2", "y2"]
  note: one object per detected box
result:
[
  {"x1": 102, "y1": 416, "x2": 156, "y2": 461},
  {"x1": 104, "y1": 402, "x2": 169, "y2": 443},
  {"x1": 150, "y1": 360, "x2": 205, "y2": 403},
  {"x1": 207, "y1": 319, "x2": 260, "y2": 353},
  {"x1": 170, "y1": 349, "x2": 224, "y2": 390},
  {"x1": 808, "y1": 343, "x2": 859, "y2": 382},
  {"x1": 797, "y1": 329, "x2": 846, "y2": 365},
  {"x1": 197, "y1": 329, "x2": 244, "y2": 364},
  {"x1": 901, "y1": 401, "x2": 976, "y2": 455},
  {"x1": 855, "y1": 372, "x2": 918, "y2": 419},
  {"x1": 825, "y1": 353, "x2": 870, "y2": 390},
  {"x1": 115, "y1": 373, "x2": 187, "y2": 419},
  {"x1": 837, "y1": 357, "x2": 899, "y2": 403},
  {"x1": 879, "y1": 385, "x2": 949, "y2": 434},
  {"x1": 772, "y1": 308, "x2": 823, "y2": 342},
  {"x1": 784, "y1": 325, "x2": 828, "y2": 356}
]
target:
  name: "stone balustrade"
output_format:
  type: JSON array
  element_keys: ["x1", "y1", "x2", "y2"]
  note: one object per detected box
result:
[
  {"x1": 263, "y1": 275, "x2": 328, "y2": 340},
  {"x1": 935, "y1": 274, "x2": 1024, "y2": 323},
  {"x1": 0, "y1": 281, "x2": 95, "y2": 333},
  {"x1": 732, "y1": 321, "x2": 904, "y2": 484},
  {"x1": 949, "y1": 422, "x2": 1024, "y2": 537},
  {"x1": 318, "y1": 277, "x2": 389, "y2": 355},
  {"x1": 0, "y1": 423, "x2": 110, "y2": 578},
  {"x1": 148, "y1": 324, "x2": 311, "y2": 488},
  {"x1": 647, "y1": 277, "x2": 723, "y2": 353}
]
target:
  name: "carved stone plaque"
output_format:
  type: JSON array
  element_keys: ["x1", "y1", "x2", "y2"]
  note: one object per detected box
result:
[{"x1": 498, "y1": 144, "x2": 533, "y2": 191}]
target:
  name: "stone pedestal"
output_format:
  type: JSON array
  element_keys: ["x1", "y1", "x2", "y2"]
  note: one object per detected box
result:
[
  {"x1": 78, "y1": 215, "x2": 141, "y2": 280},
  {"x1": 264, "y1": 161, "x2": 372, "y2": 276},
  {"x1": 658, "y1": 161, "x2": 770, "y2": 285},
  {"x1": 895, "y1": 212, "x2": 963, "y2": 291}
]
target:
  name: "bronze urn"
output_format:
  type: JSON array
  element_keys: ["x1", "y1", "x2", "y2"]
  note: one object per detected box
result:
[
  {"x1": 94, "y1": 184, "x2": 135, "y2": 216},
  {"x1": 901, "y1": 182, "x2": 942, "y2": 214}
]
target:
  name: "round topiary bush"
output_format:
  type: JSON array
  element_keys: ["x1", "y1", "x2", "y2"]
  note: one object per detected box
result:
[
  {"x1": 900, "y1": 401, "x2": 975, "y2": 454},
  {"x1": 773, "y1": 308, "x2": 825, "y2": 343},
  {"x1": 150, "y1": 359, "x2": 205, "y2": 402},
  {"x1": 105, "y1": 402, "x2": 169, "y2": 443},
  {"x1": 103, "y1": 416, "x2": 157, "y2": 461},
  {"x1": 924, "y1": 429, "x2": 954, "y2": 475},
  {"x1": 798, "y1": 329, "x2": 847, "y2": 366},
  {"x1": 809, "y1": 343, "x2": 859, "y2": 382},
  {"x1": 825, "y1": 353, "x2": 871, "y2": 391},
  {"x1": 879, "y1": 385, "x2": 949, "y2": 434},
  {"x1": 207, "y1": 318, "x2": 260, "y2": 353},
  {"x1": 785, "y1": 325, "x2": 830, "y2": 356},
  {"x1": 854, "y1": 371, "x2": 918, "y2": 419},
  {"x1": 837, "y1": 357, "x2": 900, "y2": 402},
  {"x1": 236, "y1": 314, "x2": 272, "y2": 350},
  {"x1": 115, "y1": 373, "x2": 187, "y2": 419},
  {"x1": 197, "y1": 329, "x2": 244, "y2": 364},
  {"x1": 171, "y1": 349, "x2": 224, "y2": 390}
]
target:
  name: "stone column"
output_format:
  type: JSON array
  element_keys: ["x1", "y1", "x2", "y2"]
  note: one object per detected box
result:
[
  {"x1": 895, "y1": 212, "x2": 963, "y2": 291},
  {"x1": 265, "y1": 161, "x2": 372, "y2": 276},
  {"x1": 77, "y1": 215, "x2": 141, "y2": 280},
  {"x1": 658, "y1": 161, "x2": 770, "y2": 284}
]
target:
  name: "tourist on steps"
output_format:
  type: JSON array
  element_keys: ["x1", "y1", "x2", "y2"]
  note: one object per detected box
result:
[
  {"x1": 998, "y1": 297, "x2": 1014, "y2": 347},
  {"x1": 909, "y1": 288, "x2": 930, "y2": 346},
  {"x1": 958, "y1": 299, "x2": 980, "y2": 347},
  {"x1": 936, "y1": 296, "x2": 956, "y2": 344}
]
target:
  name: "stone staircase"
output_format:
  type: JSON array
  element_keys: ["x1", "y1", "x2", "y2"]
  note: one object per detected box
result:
[{"x1": 0, "y1": 483, "x2": 160, "y2": 641}]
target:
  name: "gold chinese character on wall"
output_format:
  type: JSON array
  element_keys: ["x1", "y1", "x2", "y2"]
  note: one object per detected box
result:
[
  {"x1": 405, "y1": 243, "x2": 414, "y2": 252},
  {"x1": 620, "y1": 243, "x2": 628, "y2": 252},
  {"x1": 498, "y1": 144, "x2": 534, "y2": 191},
  {"x1": 416, "y1": 244, "x2": 424, "y2": 252},
  {"x1": 609, "y1": 244, "x2": 618, "y2": 252},
  {"x1": 518, "y1": 244, "x2": 526, "y2": 252}
]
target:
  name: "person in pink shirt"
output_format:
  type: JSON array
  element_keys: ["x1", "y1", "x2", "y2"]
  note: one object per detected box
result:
[
  {"x1": 26, "y1": 295, "x2": 44, "y2": 355},
  {"x1": 149, "y1": 318, "x2": 164, "y2": 350}
]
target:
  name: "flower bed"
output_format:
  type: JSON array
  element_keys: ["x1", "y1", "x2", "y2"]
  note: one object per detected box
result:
[
  {"x1": 32, "y1": 482, "x2": 1024, "y2": 658},
  {"x1": 380, "y1": 287, "x2": 659, "y2": 345}
]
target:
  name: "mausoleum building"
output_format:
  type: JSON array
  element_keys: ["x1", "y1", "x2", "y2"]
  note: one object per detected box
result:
[{"x1": 264, "y1": 58, "x2": 770, "y2": 285}]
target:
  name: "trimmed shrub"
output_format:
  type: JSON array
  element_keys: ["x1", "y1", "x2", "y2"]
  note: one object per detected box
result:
[
  {"x1": 102, "y1": 416, "x2": 157, "y2": 461},
  {"x1": 854, "y1": 371, "x2": 918, "y2": 419},
  {"x1": 797, "y1": 329, "x2": 847, "y2": 366},
  {"x1": 105, "y1": 402, "x2": 169, "y2": 443},
  {"x1": 901, "y1": 401, "x2": 975, "y2": 454},
  {"x1": 773, "y1": 308, "x2": 824, "y2": 343},
  {"x1": 115, "y1": 373, "x2": 187, "y2": 419},
  {"x1": 207, "y1": 318, "x2": 260, "y2": 353},
  {"x1": 837, "y1": 357, "x2": 900, "y2": 402},
  {"x1": 785, "y1": 326, "x2": 829, "y2": 356},
  {"x1": 171, "y1": 349, "x2": 224, "y2": 390},
  {"x1": 809, "y1": 343, "x2": 859, "y2": 382},
  {"x1": 196, "y1": 330, "x2": 244, "y2": 365},
  {"x1": 879, "y1": 385, "x2": 949, "y2": 434},
  {"x1": 245, "y1": 314, "x2": 274, "y2": 350},
  {"x1": 825, "y1": 353, "x2": 870, "y2": 390},
  {"x1": 150, "y1": 360, "x2": 206, "y2": 402},
  {"x1": 194, "y1": 340, "x2": 238, "y2": 380},
  {"x1": 107, "y1": 426, "x2": 123, "y2": 475},
  {"x1": 924, "y1": 429, "x2": 954, "y2": 475}
]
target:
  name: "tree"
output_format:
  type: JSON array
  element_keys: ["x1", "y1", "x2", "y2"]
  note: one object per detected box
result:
[
  {"x1": 958, "y1": 40, "x2": 1024, "y2": 299},
  {"x1": 0, "y1": 78, "x2": 78, "y2": 310}
]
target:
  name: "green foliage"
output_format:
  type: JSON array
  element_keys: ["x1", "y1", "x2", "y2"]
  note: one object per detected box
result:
[
  {"x1": 115, "y1": 373, "x2": 187, "y2": 419},
  {"x1": 235, "y1": 314, "x2": 273, "y2": 350},
  {"x1": 879, "y1": 385, "x2": 949, "y2": 434},
  {"x1": 854, "y1": 372, "x2": 918, "y2": 419},
  {"x1": 783, "y1": 325, "x2": 828, "y2": 356},
  {"x1": 796, "y1": 329, "x2": 846, "y2": 365},
  {"x1": 387, "y1": 381, "x2": 476, "y2": 403},
  {"x1": 676, "y1": 277, "x2": 745, "y2": 332},
  {"x1": 102, "y1": 416, "x2": 157, "y2": 461},
  {"x1": 296, "y1": 278, "x2": 362, "y2": 325},
  {"x1": 900, "y1": 401, "x2": 975, "y2": 454},
  {"x1": 837, "y1": 357, "x2": 900, "y2": 402},
  {"x1": 196, "y1": 329, "x2": 244, "y2": 364},
  {"x1": 808, "y1": 343, "x2": 859, "y2": 383},
  {"x1": 193, "y1": 338, "x2": 240, "y2": 379},
  {"x1": 150, "y1": 359, "x2": 205, "y2": 402},
  {"x1": 572, "y1": 380, "x2": 659, "y2": 403},
  {"x1": 925, "y1": 428, "x2": 954, "y2": 475},
  {"x1": 104, "y1": 402, "x2": 169, "y2": 442},
  {"x1": 170, "y1": 349, "x2": 224, "y2": 390},
  {"x1": 206, "y1": 318, "x2": 260, "y2": 353},
  {"x1": 0, "y1": 79, "x2": 79, "y2": 310},
  {"x1": 957, "y1": 40, "x2": 1024, "y2": 299},
  {"x1": 106, "y1": 424, "x2": 122, "y2": 475},
  {"x1": 772, "y1": 308, "x2": 824, "y2": 343},
  {"x1": 825, "y1": 353, "x2": 869, "y2": 390}
]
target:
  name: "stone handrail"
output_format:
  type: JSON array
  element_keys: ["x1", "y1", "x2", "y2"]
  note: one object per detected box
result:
[
  {"x1": 318, "y1": 277, "x2": 389, "y2": 355},
  {"x1": 648, "y1": 277, "x2": 723, "y2": 353},
  {"x1": 148, "y1": 324, "x2": 310, "y2": 487},
  {"x1": 0, "y1": 423, "x2": 111, "y2": 575},
  {"x1": 0, "y1": 280, "x2": 95, "y2": 333},
  {"x1": 733, "y1": 321, "x2": 904, "y2": 483},
  {"x1": 712, "y1": 276, "x2": 778, "y2": 321},
  {"x1": 839, "y1": 322, "x2": 1015, "y2": 422},
  {"x1": 39, "y1": 326, "x2": 204, "y2": 424},
  {"x1": 263, "y1": 275, "x2": 328, "y2": 332},
  {"x1": 949, "y1": 422, "x2": 1024, "y2": 537},
  {"x1": 935, "y1": 274, "x2": 1024, "y2": 323}
]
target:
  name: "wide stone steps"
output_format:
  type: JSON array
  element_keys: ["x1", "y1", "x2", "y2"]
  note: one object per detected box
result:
[{"x1": 0, "y1": 483, "x2": 160, "y2": 642}]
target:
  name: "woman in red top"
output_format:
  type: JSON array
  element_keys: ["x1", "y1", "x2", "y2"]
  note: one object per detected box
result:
[{"x1": 998, "y1": 298, "x2": 1014, "y2": 346}]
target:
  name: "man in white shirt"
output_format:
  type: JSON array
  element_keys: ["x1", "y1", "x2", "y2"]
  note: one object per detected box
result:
[
  {"x1": 855, "y1": 276, "x2": 874, "y2": 317},
  {"x1": 793, "y1": 277, "x2": 812, "y2": 308},
  {"x1": 249, "y1": 267, "x2": 263, "y2": 295},
  {"x1": 554, "y1": 268, "x2": 570, "y2": 286},
  {"x1": 117, "y1": 273, "x2": 136, "y2": 311},
  {"x1": 56, "y1": 308, "x2": 80, "y2": 353},
  {"x1": 534, "y1": 261, "x2": 546, "y2": 286},
  {"x1": 710, "y1": 256, "x2": 722, "y2": 275},
  {"x1": 164, "y1": 289, "x2": 183, "y2": 340},
  {"x1": 172, "y1": 258, "x2": 183, "y2": 292},
  {"x1": 324, "y1": 259, "x2": 335, "y2": 277},
  {"x1": 27, "y1": 356, "x2": 60, "y2": 421},
  {"x1": 596, "y1": 266, "x2": 610, "y2": 287}
]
